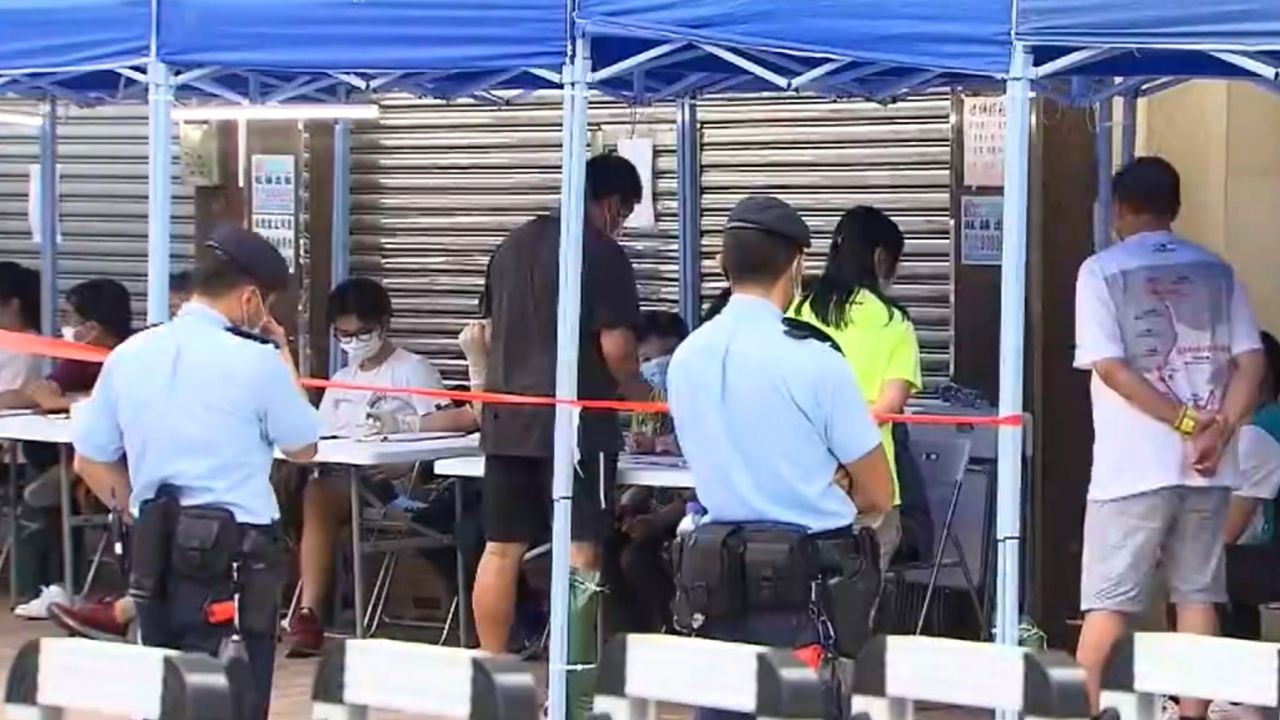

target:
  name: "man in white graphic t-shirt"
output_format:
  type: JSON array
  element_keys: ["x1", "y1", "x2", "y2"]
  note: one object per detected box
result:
[{"x1": 1073, "y1": 156, "x2": 1265, "y2": 720}]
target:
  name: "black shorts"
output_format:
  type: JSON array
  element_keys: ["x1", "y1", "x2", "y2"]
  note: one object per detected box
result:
[{"x1": 482, "y1": 453, "x2": 617, "y2": 544}]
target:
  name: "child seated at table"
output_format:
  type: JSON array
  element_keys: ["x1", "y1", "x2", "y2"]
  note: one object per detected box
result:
[
  {"x1": 627, "y1": 310, "x2": 687, "y2": 455},
  {"x1": 286, "y1": 277, "x2": 476, "y2": 657}
]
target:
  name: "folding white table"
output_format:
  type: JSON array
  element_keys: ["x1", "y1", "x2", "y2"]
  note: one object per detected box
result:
[
  {"x1": 278, "y1": 432, "x2": 481, "y2": 639},
  {"x1": 0, "y1": 409, "x2": 82, "y2": 607}
]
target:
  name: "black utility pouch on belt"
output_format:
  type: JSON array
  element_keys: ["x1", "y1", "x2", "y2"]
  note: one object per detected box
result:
[
  {"x1": 819, "y1": 527, "x2": 882, "y2": 658},
  {"x1": 671, "y1": 523, "x2": 747, "y2": 631},
  {"x1": 129, "y1": 486, "x2": 180, "y2": 603},
  {"x1": 236, "y1": 527, "x2": 288, "y2": 637},
  {"x1": 171, "y1": 506, "x2": 240, "y2": 585},
  {"x1": 739, "y1": 523, "x2": 816, "y2": 612}
]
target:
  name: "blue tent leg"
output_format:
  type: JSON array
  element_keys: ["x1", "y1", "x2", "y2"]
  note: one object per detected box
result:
[
  {"x1": 146, "y1": 59, "x2": 174, "y2": 325},
  {"x1": 37, "y1": 100, "x2": 58, "y2": 339},
  {"x1": 1093, "y1": 92, "x2": 1113, "y2": 251},
  {"x1": 547, "y1": 32, "x2": 591, "y2": 720},
  {"x1": 329, "y1": 118, "x2": 352, "y2": 376},
  {"x1": 995, "y1": 42, "x2": 1032, "y2": 656}
]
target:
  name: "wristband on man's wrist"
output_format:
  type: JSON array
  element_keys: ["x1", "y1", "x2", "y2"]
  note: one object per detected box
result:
[{"x1": 1173, "y1": 405, "x2": 1198, "y2": 436}]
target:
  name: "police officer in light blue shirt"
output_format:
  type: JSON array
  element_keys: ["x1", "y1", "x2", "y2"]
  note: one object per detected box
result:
[
  {"x1": 72, "y1": 225, "x2": 320, "y2": 719},
  {"x1": 666, "y1": 196, "x2": 894, "y2": 720}
]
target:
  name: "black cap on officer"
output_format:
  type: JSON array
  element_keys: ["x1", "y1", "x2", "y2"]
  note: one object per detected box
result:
[
  {"x1": 724, "y1": 195, "x2": 811, "y2": 249},
  {"x1": 205, "y1": 225, "x2": 291, "y2": 294}
]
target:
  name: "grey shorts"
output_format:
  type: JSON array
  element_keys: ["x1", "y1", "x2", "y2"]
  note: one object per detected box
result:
[{"x1": 1080, "y1": 486, "x2": 1229, "y2": 614}]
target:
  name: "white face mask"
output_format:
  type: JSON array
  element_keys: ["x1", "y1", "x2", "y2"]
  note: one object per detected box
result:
[
  {"x1": 339, "y1": 331, "x2": 383, "y2": 364},
  {"x1": 639, "y1": 355, "x2": 672, "y2": 394},
  {"x1": 60, "y1": 325, "x2": 79, "y2": 343}
]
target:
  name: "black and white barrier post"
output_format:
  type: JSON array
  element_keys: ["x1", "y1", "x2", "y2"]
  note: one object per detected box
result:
[
  {"x1": 3, "y1": 637, "x2": 236, "y2": 719},
  {"x1": 850, "y1": 635, "x2": 1091, "y2": 720},
  {"x1": 311, "y1": 638, "x2": 539, "y2": 719},
  {"x1": 590, "y1": 634, "x2": 825, "y2": 720},
  {"x1": 1101, "y1": 633, "x2": 1280, "y2": 718}
]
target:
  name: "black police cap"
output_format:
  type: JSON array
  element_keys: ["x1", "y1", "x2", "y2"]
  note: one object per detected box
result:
[
  {"x1": 205, "y1": 225, "x2": 291, "y2": 294},
  {"x1": 724, "y1": 195, "x2": 811, "y2": 249}
]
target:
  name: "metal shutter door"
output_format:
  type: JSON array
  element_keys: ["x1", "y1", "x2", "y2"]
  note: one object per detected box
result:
[
  {"x1": 0, "y1": 104, "x2": 195, "y2": 321},
  {"x1": 698, "y1": 95, "x2": 954, "y2": 388},
  {"x1": 350, "y1": 95, "x2": 952, "y2": 387},
  {"x1": 349, "y1": 98, "x2": 676, "y2": 383}
]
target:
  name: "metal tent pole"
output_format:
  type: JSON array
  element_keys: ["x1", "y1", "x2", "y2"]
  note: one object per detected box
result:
[
  {"x1": 1093, "y1": 93, "x2": 1113, "y2": 251},
  {"x1": 146, "y1": 60, "x2": 174, "y2": 325},
  {"x1": 329, "y1": 118, "x2": 352, "y2": 376},
  {"x1": 994, "y1": 42, "x2": 1032, "y2": 650},
  {"x1": 675, "y1": 97, "x2": 702, "y2": 327},
  {"x1": 1119, "y1": 93, "x2": 1138, "y2": 164},
  {"x1": 37, "y1": 100, "x2": 58, "y2": 338},
  {"x1": 547, "y1": 32, "x2": 590, "y2": 720}
]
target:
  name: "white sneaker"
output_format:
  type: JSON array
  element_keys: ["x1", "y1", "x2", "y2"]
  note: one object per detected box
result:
[
  {"x1": 1209, "y1": 701, "x2": 1264, "y2": 720},
  {"x1": 14, "y1": 584, "x2": 71, "y2": 620}
]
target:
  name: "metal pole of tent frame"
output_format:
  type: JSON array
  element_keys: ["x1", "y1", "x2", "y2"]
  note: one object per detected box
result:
[
  {"x1": 547, "y1": 32, "x2": 590, "y2": 720},
  {"x1": 146, "y1": 60, "x2": 174, "y2": 325},
  {"x1": 1119, "y1": 93, "x2": 1138, "y2": 164},
  {"x1": 1093, "y1": 95, "x2": 1113, "y2": 251},
  {"x1": 329, "y1": 118, "x2": 352, "y2": 376},
  {"x1": 994, "y1": 42, "x2": 1032, "y2": 652},
  {"x1": 675, "y1": 97, "x2": 702, "y2": 328},
  {"x1": 38, "y1": 100, "x2": 58, "y2": 339}
]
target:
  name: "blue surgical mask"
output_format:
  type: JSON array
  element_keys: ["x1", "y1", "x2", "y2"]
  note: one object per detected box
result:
[{"x1": 640, "y1": 355, "x2": 672, "y2": 394}]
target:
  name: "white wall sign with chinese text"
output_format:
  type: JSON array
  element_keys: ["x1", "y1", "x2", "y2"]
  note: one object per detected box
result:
[
  {"x1": 251, "y1": 154, "x2": 296, "y2": 215},
  {"x1": 960, "y1": 195, "x2": 1003, "y2": 266},
  {"x1": 250, "y1": 154, "x2": 296, "y2": 271},
  {"x1": 251, "y1": 213, "x2": 296, "y2": 273},
  {"x1": 963, "y1": 96, "x2": 1006, "y2": 188},
  {"x1": 616, "y1": 136, "x2": 657, "y2": 230}
]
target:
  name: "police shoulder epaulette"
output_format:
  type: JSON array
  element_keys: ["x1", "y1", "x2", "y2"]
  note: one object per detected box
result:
[
  {"x1": 225, "y1": 326, "x2": 276, "y2": 346},
  {"x1": 781, "y1": 317, "x2": 842, "y2": 355}
]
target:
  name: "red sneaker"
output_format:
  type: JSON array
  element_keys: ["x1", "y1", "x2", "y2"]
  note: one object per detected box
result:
[
  {"x1": 286, "y1": 607, "x2": 326, "y2": 658},
  {"x1": 48, "y1": 600, "x2": 129, "y2": 642}
]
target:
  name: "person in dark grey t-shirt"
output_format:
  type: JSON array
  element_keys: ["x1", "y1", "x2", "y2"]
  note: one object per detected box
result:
[{"x1": 474, "y1": 154, "x2": 650, "y2": 698}]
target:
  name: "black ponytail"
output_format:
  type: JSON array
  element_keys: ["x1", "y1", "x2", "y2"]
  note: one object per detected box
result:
[{"x1": 804, "y1": 205, "x2": 907, "y2": 329}]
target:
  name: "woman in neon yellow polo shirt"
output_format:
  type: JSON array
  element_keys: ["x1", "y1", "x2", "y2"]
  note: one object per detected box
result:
[{"x1": 789, "y1": 205, "x2": 921, "y2": 569}]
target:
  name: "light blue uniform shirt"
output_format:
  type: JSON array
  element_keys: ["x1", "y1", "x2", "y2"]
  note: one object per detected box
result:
[
  {"x1": 666, "y1": 294, "x2": 882, "y2": 533},
  {"x1": 73, "y1": 303, "x2": 320, "y2": 524}
]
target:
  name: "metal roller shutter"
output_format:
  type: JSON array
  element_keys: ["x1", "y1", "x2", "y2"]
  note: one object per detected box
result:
[
  {"x1": 0, "y1": 104, "x2": 195, "y2": 321},
  {"x1": 698, "y1": 95, "x2": 954, "y2": 388},
  {"x1": 349, "y1": 98, "x2": 676, "y2": 383},
  {"x1": 350, "y1": 94, "x2": 952, "y2": 387}
]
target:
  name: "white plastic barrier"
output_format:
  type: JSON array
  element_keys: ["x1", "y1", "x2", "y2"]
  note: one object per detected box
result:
[
  {"x1": 850, "y1": 635, "x2": 1090, "y2": 720},
  {"x1": 590, "y1": 634, "x2": 825, "y2": 720},
  {"x1": 3, "y1": 637, "x2": 236, "y2": 720},
  {"x1": 1101, "y1": 632, "x2": 1280, "y2": 718},
  {"x1": 311, "y1": 638, "x2": 539, "y2": 719}
]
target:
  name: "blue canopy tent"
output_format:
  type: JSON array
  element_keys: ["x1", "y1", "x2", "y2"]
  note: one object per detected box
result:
[
  {"x1": 3, "y1": 2, "x2": 1032, "y2": 717},
  {"x1": 0, "y1": 0, "x2": 154, "y2": 336}
]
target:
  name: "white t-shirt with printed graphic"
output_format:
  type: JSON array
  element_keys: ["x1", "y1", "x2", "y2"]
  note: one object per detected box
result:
[
  {"x1": 318, "y1": 346, "x2": 450, "y2": 438},
  {"x1": 1074, "y1": 230, "x2": 1261, "y2": 501}
]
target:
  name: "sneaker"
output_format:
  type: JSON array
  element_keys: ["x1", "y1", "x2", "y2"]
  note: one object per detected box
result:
[
  {"x1": 48, "y1": 599, "x2": 129, "y2": 641},
  {"x1": 286, "y1": 608, "x2": 325, "y2": 658},
  {"x1": 1209, "y1": 701, "x2": 1264, "y2": 720},
  {"x1": 14, "y1": 584, "x2": 70, "y2": 620}
]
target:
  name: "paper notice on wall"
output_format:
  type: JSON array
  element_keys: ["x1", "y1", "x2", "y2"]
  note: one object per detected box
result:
[
  {"x1": 251, "y1": 154, "x2": 296, "y2": 215},
  {"x1": 252, "y1": 213, "x2": 296, "y2": 273},
  {"x1": 616, "y1": 136, "x2": 657, "y2": 230},
  {"x1": 27, "y1": 163, "x2": 62, "y2": 245},
  {"x1": 963, "y1": 96, "x2": 1006, "y2": 188},
  {"x1": 960, "y1": 195, "x2": 1003, "y2": 266}
]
